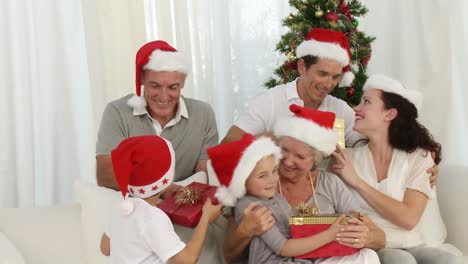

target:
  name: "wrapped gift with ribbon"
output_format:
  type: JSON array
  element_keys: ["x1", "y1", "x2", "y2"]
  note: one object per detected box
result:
[
  {"x1": 333, "y1": 117, "x2": 345, "y2": 149},
  {"x1": 289, "y1": 203, "x2": 359, "y2": 259},
  {"x1": 158, "y1": 182, "x2": 218, "y2": 228}
]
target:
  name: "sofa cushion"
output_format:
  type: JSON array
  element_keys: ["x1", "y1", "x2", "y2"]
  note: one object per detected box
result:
[
  {"x1": 0, "y1": 231, "x2": 26, "y2": 264},
  {"x1": 0, "y1": 204, "x2": 83, "y2": 264},
  {"x1": 76, "y1": 180, "x2": 121, "y2": 264}
]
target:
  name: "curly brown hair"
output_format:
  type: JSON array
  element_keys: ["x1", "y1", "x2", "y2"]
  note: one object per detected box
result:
[{"x1": 381, "y1": 91, "x2": 442, "y2": 164}]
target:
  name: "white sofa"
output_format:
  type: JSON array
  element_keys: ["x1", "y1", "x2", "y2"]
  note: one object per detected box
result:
[
  {"x1": 0, "y1": 174, "x2": 227, "y2": 264},
  {"x1": 1, "y1": 171, "x2": 467, "y2": 264}
]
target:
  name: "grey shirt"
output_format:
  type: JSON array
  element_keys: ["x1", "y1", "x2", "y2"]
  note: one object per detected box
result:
[
  {"x1": 234, "y1": 169, "x2": 359, "y2": 264},
  {"x1": 96, "y1": 94, "x2": 218, "y2": 181}
]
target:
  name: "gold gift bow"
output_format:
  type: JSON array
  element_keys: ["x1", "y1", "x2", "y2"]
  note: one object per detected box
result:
[{"x1": 176, "y1": 186, "x2": 201, "y2": 205}]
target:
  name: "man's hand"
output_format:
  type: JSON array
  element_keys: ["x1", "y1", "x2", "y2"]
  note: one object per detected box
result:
[{"x1": 238, "y1": 202, "x2": 275, "y2": 237}]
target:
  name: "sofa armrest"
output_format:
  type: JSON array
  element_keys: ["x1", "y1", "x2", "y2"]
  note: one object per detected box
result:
[{"x1": 0, "y1": 204, "x2": 84, "y2": 264}]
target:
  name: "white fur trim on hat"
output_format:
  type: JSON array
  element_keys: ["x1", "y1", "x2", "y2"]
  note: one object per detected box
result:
[
  {"x1": 143, "y1": 49, "x2": 189, "y2": 74},
  {"x1": 296, "y1": 39, "x2": 349, "y2": 66},
  {"x1": 120, "y1": 198, "x2": 135, "y2": 215},
  {"x1": 364, "y1": 74, "x2": 423, "y2": 110},
  {"x1": 215, "y1": 186, "x2": 237, "y2": 207},
  {"x1": 339, "y1": 71, "x2": 355, "y2": 87},
  {"x1": 215, "y1": 137, "x2": 282, "y2": 206},
  {"x1": 274, "y1": 117, "x2": 338, "y2": 156},
  {"x1": 127, "y1": 94, "x2": 147, "y2": 110}
]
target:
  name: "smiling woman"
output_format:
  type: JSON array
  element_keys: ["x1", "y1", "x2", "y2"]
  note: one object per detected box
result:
[
  {"x1": 222, "y1": 105, "x2": 384, "y2": 264},
  {"x1": 330, "y1": 74, "x2": 463, "y2": 264}
]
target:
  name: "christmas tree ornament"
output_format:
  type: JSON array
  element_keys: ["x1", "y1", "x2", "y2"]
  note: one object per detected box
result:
[
  {"x1": 289, "y1": 39, "x2": 298, "y2": 50},
  {"x1": 315, "y1": 9, "x2": 324, "y2": 18},
  {"x1": 352, "y1": 18, "x2": 359, "y2": 27},
  {"x1": 328, "y1": 21, "x2": 338, "y2": 28},
  {"x1": 287, "y1": 50, "x2": 296, "y2": 61},
  {"x1": 347, "y1": 87, "x2": 355, "y2": 96},
  {"x1": 325, "y1": 11, "x2": 339, "y2": 22},
  {"x1": 288, "y1": 15, "x2": 294, "y2": 20},
  {"x1": 339, "y1": 0, "x2": 352, "y2": 20},
  {"x1": 360, "y1": 49, "x2": 372, "y2": 66}
]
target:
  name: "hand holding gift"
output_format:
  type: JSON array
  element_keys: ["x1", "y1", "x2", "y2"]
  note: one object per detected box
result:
[{"x1": 158, "y1": 182, "x2": 219, "y2": 228}]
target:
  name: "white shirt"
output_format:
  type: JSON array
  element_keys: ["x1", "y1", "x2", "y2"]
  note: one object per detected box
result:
[
  {"x1": 234, "y1": 79, "x2": 362, "y2": 146},
  {"x1": 106, "y1": 198, "x2": 186, "y2": 264},
  {"x1": 345, "y1": 145, "x2": 436, "y2": 249},
  {"x1": 133, "y1": 97, "x2": 189, "y2": 135}
]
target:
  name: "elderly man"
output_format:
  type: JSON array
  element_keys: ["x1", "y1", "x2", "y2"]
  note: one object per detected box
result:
[
  {"x1": 96, "y1": 40, "x2": 218, "y2": 190},
  {"x1": 221, "y1": 28, "x2": 361, "y2": 146}
]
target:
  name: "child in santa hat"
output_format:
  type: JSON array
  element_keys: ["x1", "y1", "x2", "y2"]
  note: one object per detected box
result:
[
  {"x1": 208, "y1": 124, "x2": 379, "y2": 263},
  {"x1": 100, "y1": 135, "x2": 222, "y2": 264}
]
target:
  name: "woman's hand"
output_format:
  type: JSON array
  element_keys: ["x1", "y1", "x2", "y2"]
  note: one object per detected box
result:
[
  {"x1": 238, "y1": 202, "x2": 275, "y2": 237},
  {"x1": 336, "y1": 214, "x2": 369, "y2": 249},
  {"x1": 330, "y1": 145, "x2": 362, "y2": 188}
]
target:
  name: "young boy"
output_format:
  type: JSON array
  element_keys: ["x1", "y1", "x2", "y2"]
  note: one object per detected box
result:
[
  {"x1": 100, "y1": 135, "x2": 222, "y2": 264},
  {"x1": 207, "y1": 133, "x2": 379, "y2": 263}
]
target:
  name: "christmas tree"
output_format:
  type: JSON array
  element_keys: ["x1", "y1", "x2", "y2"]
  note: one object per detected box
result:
[{"x1": 265, "y1": 0, "x2": 375, "y2": 106}]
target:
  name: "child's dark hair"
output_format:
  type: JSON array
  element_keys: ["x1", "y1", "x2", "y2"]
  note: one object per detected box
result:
[{"x1": 381, "y1": 91, "x2": 442, "y2": 164}]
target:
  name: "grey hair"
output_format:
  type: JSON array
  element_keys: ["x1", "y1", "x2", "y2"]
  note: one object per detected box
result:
[{"x1": 278, "y1": 136, "x2": 325, "y2": 170}]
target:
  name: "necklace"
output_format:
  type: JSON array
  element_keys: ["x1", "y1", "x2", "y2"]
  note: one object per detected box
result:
[{"x1": 278, "y1": 171, "x2": 321, "y2": 214}]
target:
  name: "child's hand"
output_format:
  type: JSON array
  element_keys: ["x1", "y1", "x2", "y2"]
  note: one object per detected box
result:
[
  {"x1": 201, "y1": 198, "x2": 223, "y2": 224},
  {"x1": 328, "y1": 215, "x2": 346, "y2": 236}
]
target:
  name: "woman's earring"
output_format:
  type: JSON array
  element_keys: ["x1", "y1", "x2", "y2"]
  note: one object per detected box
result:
[{"x1": 312, "y1": 162, "x2": 318, "y2": 171}]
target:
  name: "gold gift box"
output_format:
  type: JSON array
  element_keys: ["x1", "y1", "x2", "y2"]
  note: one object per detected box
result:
[{"x1": 333, "y1": 118, "x2": 345, "y2": 149}]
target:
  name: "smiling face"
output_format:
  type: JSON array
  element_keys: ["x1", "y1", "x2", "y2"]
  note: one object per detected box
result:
[
  {"x1": 353, "y1": 88, "x2": 396, "y2": 136},
  {"x1": 297, "y1": 58, "x2": 343, "y2": 108},
  {"x1": 245, "y1": 155, "x2": 279, "y2": 200},
  {"x1": 278, "y1": 136, "x2": 316, "y2": 181},
  {"x1": 142, "y1": 70, "x2": 186, "y2": 123}
]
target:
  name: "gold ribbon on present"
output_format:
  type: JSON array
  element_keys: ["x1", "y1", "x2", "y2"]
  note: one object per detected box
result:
[
  {"x1": 176, "y1": 186, "x2": 201, "y2": 206},
  {"x1": 333, "y1": 118, "x2": 345, "y2": 149},
  {"x1": 294, "y1": 202, "x2": 319, "y2": 217},
  {"x1": 289, "y1": 212, "x2": 359, "y2": 225}
]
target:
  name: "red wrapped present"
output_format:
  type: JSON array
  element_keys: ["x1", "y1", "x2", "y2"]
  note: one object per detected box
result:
[
  {"x1": 157, "y1": 182, "x2": 218, "y2": 228},
  {"x1": 289, "y1": 213, "x2": 359, "y2": 259}
]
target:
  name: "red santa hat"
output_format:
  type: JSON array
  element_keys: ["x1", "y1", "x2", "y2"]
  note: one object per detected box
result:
[
  {"x1": 127, "y1": 40, "x2": 189, "y2": 109},
  {"x1": 273, "y1": 104, "x2": 339, "y2": 156},
  {"x1": 207, "y1": 134, "x2": 282, "y2": 207},
  {"x1": 364, "y1": 74, "x2": 423, "y2": 110},
  {"x1": 296, "y1": 28, "x2": 354, "y2": 87},
  {"x1": 111, "y1": 135, "x2": 175, "y2": 214}
]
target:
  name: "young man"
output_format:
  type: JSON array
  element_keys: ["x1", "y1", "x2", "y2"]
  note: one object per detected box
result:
[
  {"x1": 221, "y1": 28, "x2": 361, "y2": 146},
  {"x1": 96, "y1": 40, "x2": 218, "y2": 190}
]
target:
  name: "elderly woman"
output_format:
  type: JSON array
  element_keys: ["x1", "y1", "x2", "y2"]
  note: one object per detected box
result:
[
  {"x1": 223, "y1": 104, "x2": 385, "y2": 263},
  {"x1": 330, "y1": 74, "x2": 463, "y2": 264}
]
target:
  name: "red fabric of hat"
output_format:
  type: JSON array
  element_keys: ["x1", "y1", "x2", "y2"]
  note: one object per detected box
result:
[
  {"x1": 273, "y1": 104, "x2": 339, "y2": 156},
  {"x1": 207, "y1": 134, "x2": 282, "y2": 206},
  {"x1": 290, "y1": 104, "x2": 335, "y2": 129},
  {"x1": 111, "y1": 135, "x2": 175, "y2": 199},
  {"x1": 207, "y1": 134, "x2": 256, "y2": 188}
]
